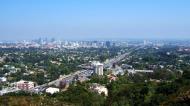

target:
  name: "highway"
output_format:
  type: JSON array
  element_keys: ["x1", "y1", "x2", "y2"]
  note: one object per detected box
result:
[
  {"x1": 103, "y1": 52, "x2": 130, "y2": 68},
  {"x1": 103, "y1": 46, "x2": 142, "y2": 68},
  {"x1": 0, "y1": 46, "x2": 142, "y2": 94},
  {"x1": 33, "y1": 69, "x2": 94, "y2": 92},
  {"x1": 34, "y1": 49, "x2": 135, "y2": 91}
]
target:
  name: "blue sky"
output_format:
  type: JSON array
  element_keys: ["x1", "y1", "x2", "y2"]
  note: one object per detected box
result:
[{"x1": 0, "y1": 0, "x2": 190, "y2": 41}]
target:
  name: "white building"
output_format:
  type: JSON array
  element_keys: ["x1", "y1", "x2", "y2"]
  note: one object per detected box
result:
[
  {"x1": 92, "y1": 61, "x2": 104, "y2": 75},
  {"x1": 16, "y1": 80, "x2": 35, "y2": 90},
  {"x1": 90, "y1": 83, "x2": 108, "y2": 96},
  {"x1": 46, "y1": 87, "x2": 60, "y2": 94},
  {"x1": 112, "y1": 66, "x2": 124, "y2": 76},
  {"x1": 127, "y1": 69, "x2": 153, "y2": 74},
  {"x1": 0, "y1": 77, "x2": 7, "y2": 82}
]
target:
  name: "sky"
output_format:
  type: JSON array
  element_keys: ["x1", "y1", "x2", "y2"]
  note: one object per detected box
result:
[{"x1": 0, "y1": 0, "x2": 190, "y2": 41}]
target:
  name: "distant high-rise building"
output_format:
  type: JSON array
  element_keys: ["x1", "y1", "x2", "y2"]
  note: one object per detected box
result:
[
  {"x1": 112, "y1": 43, "x2": 116, "y2": 47},
  {"x1": 106, "y1": 41, "x2": 111, "y2": 48},
  {"x1": 51, "y1": 38, "x2": 56, "y2": 43},
  {"x1": 143, "y1": 40, "x2": 147, "y2": 45}
]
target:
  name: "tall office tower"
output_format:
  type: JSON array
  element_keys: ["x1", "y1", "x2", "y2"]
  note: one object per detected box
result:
[
  {"x1": 106, "y1": 41, "x2": 111, "y2": 48},
  {"x1": 92, "y1": 61, "x2": 104, "y2": 75}
]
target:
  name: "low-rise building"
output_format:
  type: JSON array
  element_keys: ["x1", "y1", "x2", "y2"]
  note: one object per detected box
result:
[
  {"x1": 107, "y1": 74, "x2": 117, "y2": 82},
  {"x1": 112, "y1": 66, "x2": 125, "y2": 76},
  {"x1": 16, "y1": 80, "x2": 35, "y2": 90},
  {"x1": 89, "y1": 83, "x2": 108, "y2": 96},
  {"x1": 0, "y1": 77, "x2": 7, "y2": 82},
  {"x1": 127, "y1": 69, "x2": 153, "y2": 74},
  {"x1": 45, "y1": 87, "x2": 60, "y2": 94}
]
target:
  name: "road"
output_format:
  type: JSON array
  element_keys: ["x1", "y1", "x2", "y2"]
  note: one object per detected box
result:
[
  {"x1": 34, "y1": 69, "x2": 94, "y2": 92},
  {"x1": 103, "y1": 52, "x2": 130, "y2": 68},
  {"x1": 103, "y1": 46, "x2": 142, "y2": 68},
  {"x1": 0, "y1": 87, "x2": 21, "y2": 95},
  {"x1": 34, "y1": 48, "x2": 135, "y2": 91},
  {"x1": 0, "y1": 46, "x2": 142, "y2": 94}
]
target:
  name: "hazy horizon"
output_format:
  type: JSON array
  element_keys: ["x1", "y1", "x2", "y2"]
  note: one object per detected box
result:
[{"x1": 0, "y1": 0, "x2": 190, "y2": 41}]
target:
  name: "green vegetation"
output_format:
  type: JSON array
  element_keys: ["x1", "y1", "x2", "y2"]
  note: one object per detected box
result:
[
  {"x1": 0, "y1": 47, "x2": 124, "y2": 84},
  {"x1": 1, "y1": 70, "x2": 190, "y2": 106},
  {"x1": 1, "y1": 45, "x2": 190, "y2": 105}
]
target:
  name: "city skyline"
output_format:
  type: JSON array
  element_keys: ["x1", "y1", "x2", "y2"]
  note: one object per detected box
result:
[{"x1": 0, "y1": 0, "x2": 190, "y2": 41}]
